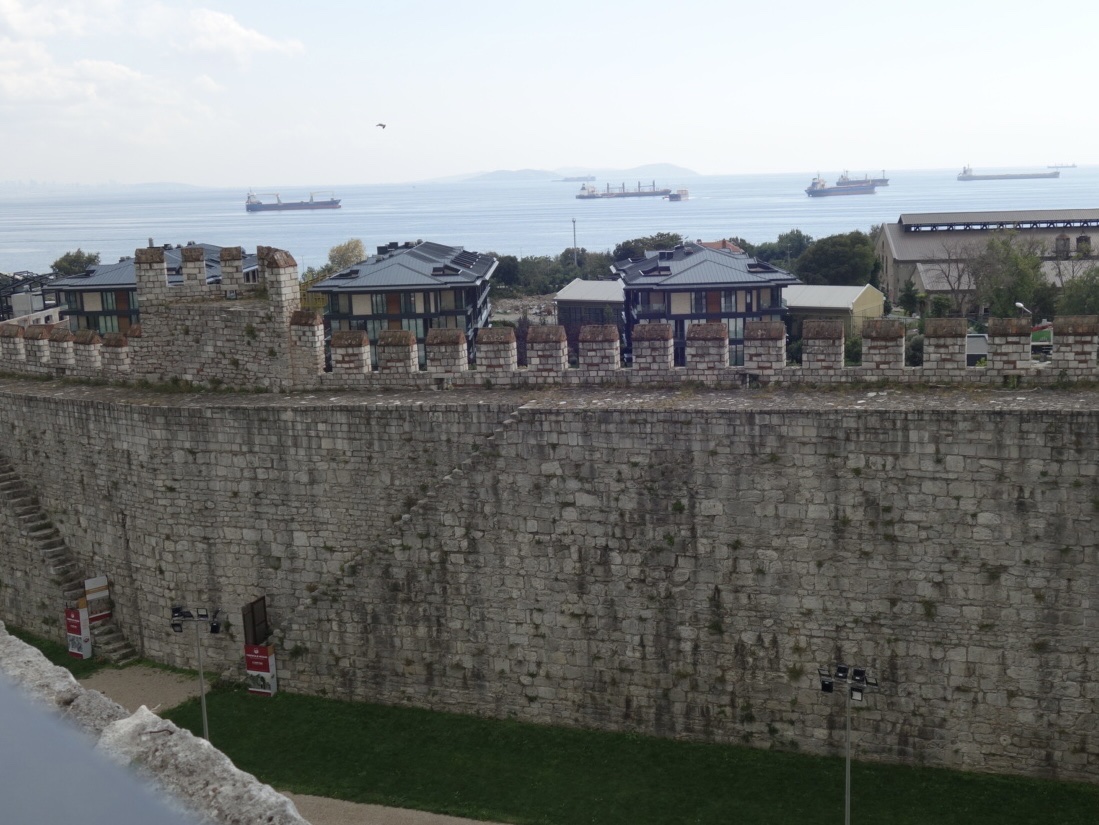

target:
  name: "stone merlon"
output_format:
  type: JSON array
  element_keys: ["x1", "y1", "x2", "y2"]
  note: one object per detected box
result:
[
  {"x1": 578, "y1": 325, "x2": 619, "y2": 343},
  {"x1": 1055, "y1": 315, "x2": 1099, "y2": 335},
  {"x1": 426, "y1": 328, "x2": 467, "y2": 346},
  {"x1": 330, "y1": 330, "x2": 369, "y2": 348},
  {"x1": 220, "y1": 246, "x2": 243, "y2": 262},
  {"x1": 180, "y1": 246, "x2": 205, "y2": 263},
  {"x1": 744, "y1": 320, "x2": 786, "y2": 341},
  {"x1": 686, "y1": 322, "x2": 728, "y2": 341},
  {"x1": 134, "y1": 247, "x2": 165, "y2": 264},
  {"x1": 289, "y1": 310, "x2": 323, "y2": 327},
  {"x1": 802, "y1": 319, "x2": 844, "y2": 340},
  {"x1": 378, "y1": 329, "x2": 416, "y2": 346},
  {"x1": 862, "y1": 318, "x2": 906, "y2": 340},
  {"x1": 527, "y1": 325, "x2": 567, "y2": 343},
  {"x1": 924, "y1": 318, "x2": 967, "y2": 338},
  {"x1": 632, "y1": 323, "x2": 673, "y2": 341},
  {"x1": 477, "y1": 327, "x2": 516, "y2": 344},
  {"x1": 988, "y1": 318, "x2": 1033, "y2": 336}
]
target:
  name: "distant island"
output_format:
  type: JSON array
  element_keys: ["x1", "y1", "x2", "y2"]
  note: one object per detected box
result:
[{"x1": 466, "y1": 164, "x2": 698, "y2": 182}]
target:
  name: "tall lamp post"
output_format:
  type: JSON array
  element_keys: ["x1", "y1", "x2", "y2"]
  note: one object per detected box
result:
[
  {"x1": 170, "y1": 606, "x2": 222, "y2": 741},
  {"x1": 818, "y1": 663, "x2": 879, "y2": 825}
]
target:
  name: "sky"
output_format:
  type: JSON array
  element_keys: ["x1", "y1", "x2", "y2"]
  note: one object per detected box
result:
[{"x1": 2, "y1": 0, "x2": 1097, "y2": 187}]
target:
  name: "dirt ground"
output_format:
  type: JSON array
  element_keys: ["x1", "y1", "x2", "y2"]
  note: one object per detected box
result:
[{"x1": 81, "y1": 665, "x2": 505, "y2": 825}]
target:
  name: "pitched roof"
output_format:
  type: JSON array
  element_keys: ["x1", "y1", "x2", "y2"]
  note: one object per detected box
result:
[
  {"x1": 613, "y1": 241, "x2": 799, "y2": 289},
  {"x1": 881, "y1": 209, "x2": 1099, "y2": 263},
  {"x1": 554, "y1": 278, "x2": 624, "y2": 303},
  {"x1": 309, "y1": 241, "x2": 496, "y2": 293},
  {"x1": 50, "y1": 244, "x2": 258, "y2": 290},
  {"x1": 783, "y1": 284, "x2": 881, "y2": 310}
]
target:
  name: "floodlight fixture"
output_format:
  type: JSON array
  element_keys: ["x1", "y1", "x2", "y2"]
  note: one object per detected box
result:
[
  {"x1": 170, "y1": 621, "x2": 184, "y2": 633},
  {"x1": 196, "y1": 607, "x2": 209, "y2": 620},
  {"x1": 865, "y1": 675, "x2": 879, "y2": 688},
  {"x1": 851, "y1": 686, "x2": 865, "y2": 702},
  {"x1": 834, "y1": 664, "x2": 850, "y2": 681},
  {"x1": 852, "y1": 667, "x2": 866, "y2": 684},
  {"x1": 171, "y1": 606, "x2": 184, "y2": 619}
]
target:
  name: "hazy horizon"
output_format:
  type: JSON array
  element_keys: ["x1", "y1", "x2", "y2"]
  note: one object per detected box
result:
[{"x1": 2, "y1": 1, "x2": 1096, "y2": 189}]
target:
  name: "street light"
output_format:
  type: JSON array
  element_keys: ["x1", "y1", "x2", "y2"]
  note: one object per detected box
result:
[
  {"x1": 818, "y1": 663, "x2": 879, "y2": 825},
  {"x1": 170, "y1": 605, "x2": 221, "y2": 741},
  {"x1": 1014, "y1": 301, "x2": 1033, "y2": 315}
]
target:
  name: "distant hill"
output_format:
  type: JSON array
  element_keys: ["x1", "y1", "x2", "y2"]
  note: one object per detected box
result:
[{"x1": 470, "y1": 169, "x2": 558, "y2": 182}]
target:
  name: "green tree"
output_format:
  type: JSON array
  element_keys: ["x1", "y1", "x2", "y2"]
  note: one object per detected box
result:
[
  {"x1": 611, "y1": 232, "x2": 683, "y2": 261},
  {"x1": 897, "y1": 279, "x2": 920, "y2": 315},
  {"x1": 754, "y1": 229, "x2": 814, "y2": 268},
  {"x1": 1057, "y1": 265, "x2": 1099, "y2": 315},
  {"x1": 794, "y1": 231, "x2": 876, "y2": 286},
  {"x1": 968, "y1": 233, "x2": 1053, "y2": 318},
  {"x1": 492, "y1": 254, "x2": 520, "y2": 288},
  {"x1": 327, "y1": 239, "x2": 365, "y2": 271},
  {"x1": 51, "y1": 248, "x2": 99, "y2": 276}
]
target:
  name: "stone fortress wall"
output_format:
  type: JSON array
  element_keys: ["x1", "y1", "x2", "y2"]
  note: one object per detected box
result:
[
  {"x1": 0, "y1": 245, "x2": 1097, "y2": 782},
  {"x1": 0, "y1": 382, "x2": 1096, "y2": 783}
]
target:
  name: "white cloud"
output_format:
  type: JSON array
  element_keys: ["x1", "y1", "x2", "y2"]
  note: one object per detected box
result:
[
  {"x1": 186, "y1": 9, "x2": 304, "y2": 64},
  {"x1": 0, "y1": 0, "x2": 122, "y2": 38}
]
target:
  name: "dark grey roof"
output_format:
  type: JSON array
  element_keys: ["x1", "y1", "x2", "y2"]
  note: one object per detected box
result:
[
  {"x1": 309, "y1": 241, "x2": 496, "y2": 293},
  {"x1": 880, "y1": 221, "x2": 1097, "y2": 263},
  {"x1": 50, "y1": 244, "x2": 258, "y2": 291},
  {"x1": 613, "y1": 241, "x2": 799, "y2": 289},
  {"x1": 0, "y1": 272, "x2": 57, "y2": 298}
]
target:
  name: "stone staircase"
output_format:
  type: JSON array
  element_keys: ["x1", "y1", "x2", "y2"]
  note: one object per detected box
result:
[{"x1": 0, "y1": 457, "x2": 138, "y2": 666}]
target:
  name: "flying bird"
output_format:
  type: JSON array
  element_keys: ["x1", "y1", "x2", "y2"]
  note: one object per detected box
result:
[{"x1": 376, "y1": 123, "x2": 386, "y2": 129}]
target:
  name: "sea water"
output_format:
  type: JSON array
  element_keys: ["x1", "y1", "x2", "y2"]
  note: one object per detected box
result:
[{"x1": 0, "y1": 167, "x2": 1096, "y2": 274}]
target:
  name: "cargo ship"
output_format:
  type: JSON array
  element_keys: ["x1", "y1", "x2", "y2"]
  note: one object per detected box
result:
[
  {"x1": 805, "y1": 175, "x2": 876, "y2": 197},
  {"x1": 245, "y1": 191, "x2": 341, "y2": 212},
  {"x1": 836, "y1": 170, "x2": 889, "y2": 187},
  {"x1": 957, "y1": 166, "x2": 1059, "y2": 181},
  {"x1": 576, "y1": 181, "x2": 672, "y2": 199}
]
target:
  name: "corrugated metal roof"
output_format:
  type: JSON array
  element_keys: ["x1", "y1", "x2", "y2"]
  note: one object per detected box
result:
[
  {"x1": 915, "y1": 260, "x2": 1085, "y2": 292},
  {"x1": 614, "y1": 242, "x2": 799, "y2": 289},
  {"x1": 310, "y1": 241, "x2": 496, "y2": 292},
  {"x1": 554, "y1": 278, "x2": 624, "y2": 303},
  {"x1": 899, "y1": 208, "x2": 1099, "y2": 229},
  {"x1": 880, "y1": 222, "x2": 1096, "y2": 263},
  {"x1": 51, "y1": 244, "x2": 258, "y2": 290},
  {"x1": 783, "y1": 284, "x2": 877, "y2": 310}
]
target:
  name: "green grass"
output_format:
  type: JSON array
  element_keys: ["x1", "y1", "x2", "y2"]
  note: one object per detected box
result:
[
  {"x1": 7, "y1": 626, "x2": 114, "y2": 679},
  {"x1": 164, "y1": 687, "x2": 1099, "y2": 825}
]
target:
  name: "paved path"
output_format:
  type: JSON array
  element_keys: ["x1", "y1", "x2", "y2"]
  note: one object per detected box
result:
[{"x1": 80, "y1": 666, "x2": 508, "y2": 825}]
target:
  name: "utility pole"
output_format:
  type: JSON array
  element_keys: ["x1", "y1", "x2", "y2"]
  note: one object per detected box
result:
[{"x1": 572, "y1": 219, "x2": 578, "y2": 267}]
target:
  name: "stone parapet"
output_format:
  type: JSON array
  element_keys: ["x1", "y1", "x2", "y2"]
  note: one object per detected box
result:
[
  {"x1": 744, "y1": 320, "x2": 786, "y2": 376},
  {"x1": 987, "y1": 317, "x2": 1033, "y2": 372},
  {"x1": 802, "y1": 320, "x2": 844, "y2": 371},
  {"x1": 21, "y1": 325, "x2": 52, "y2": 373},
  {"x1": 923, "y1": 318, "x2": 967, "y2": 370},
  {"x1": 578, "y1": 325, "x2": 620, "y2": 375},
  {"x1": 426, "y1": 328, "x2": 469, "y2": 374},
  {"x1": 632, "y1": 323, "x2": 674, "y2": 371},
  {"x1": 100, "y1": 332, "x2": 131, "y2": 376},
  {"x1": 685, "y1": 323, "x2": 728, "y2": 379},
  {"x1": 861, "y1": 319, "x2": 906, "y2": 370},
  {"x1": 0, "y1": 323, "x2": 25, "y2": 366},
  {"x1": 476, "y1": 327, "x2": 518, "y2": 371},
  {"x1": 377, "y1": 329, "x2": 419, "y2": 373},
  {"x1": 526, "y1": 325, "x2": 568, "y2": 372},
  {"x1": 73, "y1": 329, "x2": 102, "y2": 373},
  {"x1": 330, "y1": 330, "x2": 371, "y2": 374},
  {"x1": 1052, "y1": 315, "x2": 1099, "y2": 375}
]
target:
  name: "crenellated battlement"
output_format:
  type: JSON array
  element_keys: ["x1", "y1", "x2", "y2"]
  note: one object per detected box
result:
[{"x1": 3, "y1": 308, "x2": 1098, "y2": 391}]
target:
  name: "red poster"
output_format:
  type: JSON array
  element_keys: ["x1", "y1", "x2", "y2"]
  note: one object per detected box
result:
[{"x1": 244, "y1": 644, "x2": 277, "y2": 696}]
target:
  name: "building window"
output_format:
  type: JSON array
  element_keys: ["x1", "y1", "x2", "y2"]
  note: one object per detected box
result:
[
  {"x1": 97, "y1": 315, "x2": 119, "y2": 333},
  {"x1": 101, "y1": 291, "x2": 117, "y2": 311},
  {"x1": 371, "y1": 293, "x2": 387, "y2": 315},
  {"x1": 402, "y1": 318, "x2": 425, "y2": 339},
  {"x1": 758, "y1": 288, "x2": 772, "y2": 309},
  {"x1": 692, "y1": 291, "x2": 706, "y2": 313},
  {"x1": 244, "y1": 269, "x2": 259, "y2": 284},
  {"x1": 65, "y1": 292, "x2": 81, "y2": 311},
  {"x1": 401, "y1": 293, "x2": 417, "y2": 315}
]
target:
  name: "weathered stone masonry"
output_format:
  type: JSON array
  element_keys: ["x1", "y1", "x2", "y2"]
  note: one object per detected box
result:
[{"x1": 0, "y1": 383, "x2": 1097, "y2": 783}]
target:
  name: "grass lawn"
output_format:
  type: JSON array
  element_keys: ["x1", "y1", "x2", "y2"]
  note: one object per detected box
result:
[
  {"x1": 164, "y1": 686, "x2": 1099, "y2": 825},
  {"x1": 7, "y1": 625, "x2": 114, "y2": 679}
]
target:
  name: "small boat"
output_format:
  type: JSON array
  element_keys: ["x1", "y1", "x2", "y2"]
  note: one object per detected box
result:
[
  {"x1": 957, "y1": 166, "x2": 1059, "y2": 181},
  {"x1": 576, "y1": 181, "x2": 672, "y2": 199},
  {"x1": 245, "y1": 191, "x2": 341, "y2": 212},
  {"x1": 836, "y1": 170, "x2": 889, "y2": 187},
  {"x1": 805, "y1": 175, "x2": 875, "y2": 197},
  {"x1": 665, "y1": 189, "x2": 689, "y2": 201}
]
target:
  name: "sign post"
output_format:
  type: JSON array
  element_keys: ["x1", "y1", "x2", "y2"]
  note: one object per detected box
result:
[{"x1": 65, "y1": 600, "x2": 92, "y2": 659}]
